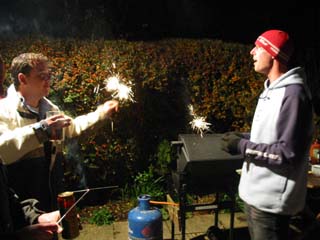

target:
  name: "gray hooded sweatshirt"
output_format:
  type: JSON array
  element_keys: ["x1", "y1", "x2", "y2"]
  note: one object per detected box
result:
[{"x1": 238, "y1": 67, "x2": 314, "y2": 215}]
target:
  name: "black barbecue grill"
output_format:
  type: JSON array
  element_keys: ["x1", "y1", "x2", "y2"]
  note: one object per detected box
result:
[{"x1": 170, "y1": 134, "x2": 244, "y2": 240}]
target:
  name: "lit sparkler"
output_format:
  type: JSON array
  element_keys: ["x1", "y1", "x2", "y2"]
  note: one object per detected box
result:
[
  {"x1": 104, "y1": 76, "x2": 134, "y2": 102},
  {"x1": 105, "y1": 76, "x2": 120, "y2": 91},
  {"x1": 56, "y1": 185, "x2": 118, "y2": 225},
  {"x1": 188, "y1": 104, "x2": 211, "y2": 137},
  {"x1": 112, "y1": 83, "x2": 134, "y2": 102},
  {"x1": 102, "y1": 64, "x2": 135, "y2": 102},
  {"x1": 93, "y1": 63, "x2": 135, "y2": 131}
]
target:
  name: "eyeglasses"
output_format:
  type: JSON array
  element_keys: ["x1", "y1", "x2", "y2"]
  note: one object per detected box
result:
[{"x1": 37, "y1": 72, "x2": 52, "y2": 81}]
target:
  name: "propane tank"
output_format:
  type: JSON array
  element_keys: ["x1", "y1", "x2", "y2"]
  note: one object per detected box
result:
[
  {"x1": 128, "y1": 194, "x2": 163, "y2": 240},
  {"x1": 310, "y1": 138, "x2": 320, "y2": 164}
]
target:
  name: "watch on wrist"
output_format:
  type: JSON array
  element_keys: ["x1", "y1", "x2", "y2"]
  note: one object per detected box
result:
[
  {"x1": 33, "y1": 120, "x2": 49, "y2": 142},
  {"x1": 39, "y1": 120, "x2": 48, "y2": 131}
]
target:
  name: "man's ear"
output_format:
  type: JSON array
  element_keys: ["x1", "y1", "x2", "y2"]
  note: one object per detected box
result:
[{"x1": 18, "y1": 73, "x2": 27, "y2": 85}]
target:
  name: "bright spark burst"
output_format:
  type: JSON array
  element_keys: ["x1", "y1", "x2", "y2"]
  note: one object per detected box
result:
[
  {"x1": 102, "y1": 64, "x2": 135, "y2": 102},
  {"x1": 188, "y1": 105, "x2": 211, "y2": 137},
  {"x1": 112, "y1": 83, "x2": 134, "y2": 102},
  {"x1": 105, "y1": 76, "x2": 120, "y2": 91}
]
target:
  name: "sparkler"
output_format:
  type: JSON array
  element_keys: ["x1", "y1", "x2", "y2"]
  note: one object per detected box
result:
[
  {"x1": 56, "y1": 185, "x2": 118, "y2": 224},
  {"x1": 188, "y1": 104, "x2": 211, "y2": 137},
  {"x1": 99, "y1": 62, "x2": 135, "y2": 102},
  {"x1": 71, "y1": 185, "x2": 118, "y2": 193},
  {"x1": 56, "y1": 189, "x2": 89, "y2": 224},
  {"x1": 103, "y1": 75, "x2": 135, "y2": 102},
  {"x1": 94, "y1": 83, "x2": 102, "y2": 106},
  {"x1": 93, "y1": 84, "x2": 100, "y2": 95},
  {"x1": 105, "y1": 76, "x2": 120, "y2": 91},
  {"x1": 93, "y1": 62, "x2": 135, "y2": 132},
  {"x1": 93, "y1": 62, "x2": 135, "y2": 103}
]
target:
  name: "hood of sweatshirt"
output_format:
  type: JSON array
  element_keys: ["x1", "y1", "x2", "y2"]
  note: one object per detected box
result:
[{"x1": 263, "y1": 67, "x2": 311, "y2": 99}]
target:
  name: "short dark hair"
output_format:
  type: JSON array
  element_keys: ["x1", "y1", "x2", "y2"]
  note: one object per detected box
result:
[{"x1": 10, "y1": 53, "x2": 49, "y2": 88}]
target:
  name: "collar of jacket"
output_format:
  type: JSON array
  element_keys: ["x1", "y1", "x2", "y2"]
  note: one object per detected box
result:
[{"x1": 6, "y1": 84, "x2": 55, "y2": 120}]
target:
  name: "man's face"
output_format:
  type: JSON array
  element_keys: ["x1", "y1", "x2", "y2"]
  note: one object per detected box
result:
[
  {"x1": 250, "y1": 45, "x2": 273, "y2": 75},
  {"x1": 24, "y1": 62, "x2": 51, "y2": 98}
]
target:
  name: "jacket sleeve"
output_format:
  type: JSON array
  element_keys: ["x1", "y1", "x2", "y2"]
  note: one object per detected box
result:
[
  {"x1": 65, "y1": 104, "x2": 110, "y2": 138},
  {"x1": 0, "y1": 198, "x2": 43, "y2": 240},
  {"x1": 20, "y1": 199, "x2": 44, "y2": 225},
  {"x1": 238, "y1": 91, "x2": 313, "y2": 166},
  {"x1": 0, "y1": 119, "x2": 42, "y2": 165},
  {"x1": 7, "y1": 188, "x2": 43, "y2": 231}
]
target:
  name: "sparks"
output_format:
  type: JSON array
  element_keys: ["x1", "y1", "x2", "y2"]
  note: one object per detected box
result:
[
  {"x1": 103, "y1": 74, "x2": 135, "y2": 102},
  {"x1": 94, "y1": 84, "x2": 100, "y2": 95},
  {"x1": 101, "y1": 63, "x2": 135, "y2": 102},
  {"x1": 104, "y1": 76, "x2": 120, "y2": 91},
  {"x1": 114, "y1": 83, "x2": 134, "y2": 101},
  {"x1": 188, "y1": 104, "x2": 211, "y2": 137}
]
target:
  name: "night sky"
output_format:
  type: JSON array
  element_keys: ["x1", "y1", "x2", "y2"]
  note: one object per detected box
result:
[{"x1": 0, "y1": 1, "x2": 319, "y2": 50}]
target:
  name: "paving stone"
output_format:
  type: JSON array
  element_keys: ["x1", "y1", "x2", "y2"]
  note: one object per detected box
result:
[
  {"x1": 75, "y1": 224, "x2": 113, "y2": 240},
  {"x1": 72, "y1": 212, "x2": 249, "y2": 240},
  {"x1": 113, "y1": 221, "x2": 128, "y2": 240}
]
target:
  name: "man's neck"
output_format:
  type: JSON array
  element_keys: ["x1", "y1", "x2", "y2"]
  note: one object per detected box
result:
[
  {"x1": 268, "y1": 62, "x2": 288, "y2": 83},
  {"x1": 18, "y1": 90, "x2": 41, "y2": 108},
  {"x1": 25, "y1": 98, "x2": 40, "y2": 108}
]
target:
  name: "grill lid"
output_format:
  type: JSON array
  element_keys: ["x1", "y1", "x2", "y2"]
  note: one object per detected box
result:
[{"x1": 173, "y1": 134, "x2": 243, "y2": 174}]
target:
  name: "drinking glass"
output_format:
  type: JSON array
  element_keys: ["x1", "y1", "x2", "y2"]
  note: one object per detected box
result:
[{"x1": 46, "y1": 110, "x2": 65, "y2": 142}]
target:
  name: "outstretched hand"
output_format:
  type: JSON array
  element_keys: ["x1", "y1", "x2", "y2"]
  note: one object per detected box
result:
[
  {"x1": 102, "y1": 100, "x2": 119, "y2": 117},
  {"x1": 221, "y1": 132, "x2": 242, "y2": 155}
]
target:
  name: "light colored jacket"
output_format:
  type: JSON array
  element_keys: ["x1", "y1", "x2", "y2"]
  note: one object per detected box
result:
[{"x1": 0, "y1": 84, "x2": 109, "y2": 165}]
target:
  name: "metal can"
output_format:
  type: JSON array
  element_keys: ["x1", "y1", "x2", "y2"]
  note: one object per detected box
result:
[{"x1": 57, "y1": 191, "x2": 80, "y2": 239}]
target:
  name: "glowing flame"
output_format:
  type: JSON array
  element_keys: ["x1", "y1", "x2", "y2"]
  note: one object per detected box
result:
[
  {"x1": 104, "y1": 76, "x2": 120, "y2": 91},
  {"x1": 188, "y1": 104, "x2": 211, "y2": 137},
  {"x1": 113, "y1": 83, "x2": 134, "y2": 102},
  {"x1": 103, "y1": 74, "x2": 135, "y2": 102}
]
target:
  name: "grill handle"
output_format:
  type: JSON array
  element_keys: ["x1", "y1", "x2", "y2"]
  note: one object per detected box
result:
[
  {"x1": 171, "y1": 140, "x2": 183, "y2": 153},
  {"x1": 171, "y1": 140, "x2": 183, "y2": 146}
]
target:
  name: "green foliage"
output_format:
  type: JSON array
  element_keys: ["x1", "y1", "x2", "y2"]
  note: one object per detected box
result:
[
  {"x1": 235, "y1": 194, "x2": 244, "y2": 212},
  {"x1": 88, "y1": 207, "x2": 114, "y2": 226},
  {"x1": 81, "y1": 135, "x2": 137, "y2": 189},
  {"x1": 218, "y1": 193, "x2": 244, "y2": 213},
  {"x1": 121, "y1": 166, "x2": 165, "y2": 201},
  {"x1": 154, "y1": 139, "x2": 173, "y2": 176},
  {"x1": 0, "y1": 37, "x2": 264, "y2": 193},
  {"x1": 160, "y1": 207, "x2": 169, "y2": 221}
]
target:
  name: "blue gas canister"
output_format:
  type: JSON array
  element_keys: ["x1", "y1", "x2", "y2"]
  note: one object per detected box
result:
[{"x1": 128, "y1": 194, "x2": 163, "y2": 240}]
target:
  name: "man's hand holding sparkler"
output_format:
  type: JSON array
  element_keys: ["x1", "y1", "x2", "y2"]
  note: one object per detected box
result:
[
  {"x1": 38, "y1": 210, "x2": 61, "y2": 225},
  {"x1": 101, "y1": 100, "x2": 119, "y2": 118}
]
